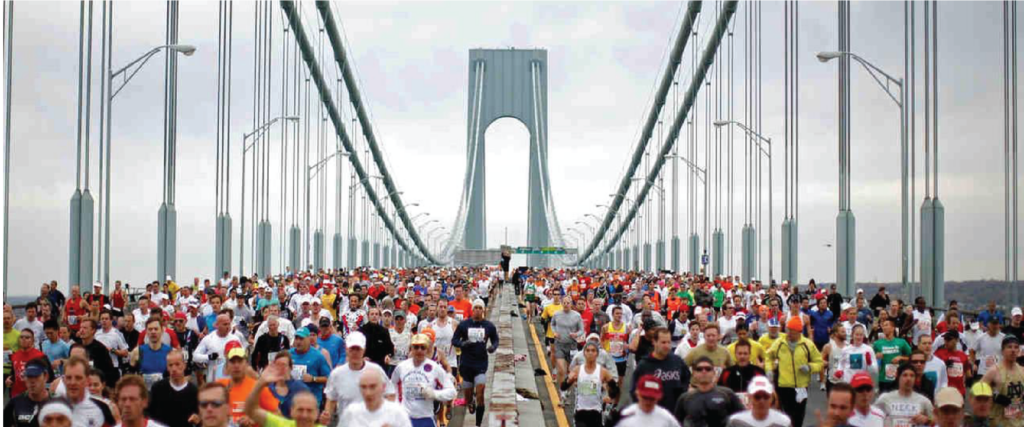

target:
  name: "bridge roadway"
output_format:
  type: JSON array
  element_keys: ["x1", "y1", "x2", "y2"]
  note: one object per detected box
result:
[{"x1": 454, "y1": 284, "x2": 831, "y2": 427}]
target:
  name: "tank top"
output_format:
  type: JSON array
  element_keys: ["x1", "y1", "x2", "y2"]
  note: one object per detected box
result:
[
  {"x1": 994, "y1": 364, "x2": 1024, "y2": 426},
  {"x1": 603, "y1": 323, "x2": 629, "y2": 361},
  {"x1": 575, "y1": 364, "x2": 603, "y2": 411},
  {"x1": 827, "y1": 340, "x2": 847, "y2": 384}
]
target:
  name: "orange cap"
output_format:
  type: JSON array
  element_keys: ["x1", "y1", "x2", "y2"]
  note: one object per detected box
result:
[{"x1": 786, "y1": 316, "x2": 803, "y2": 332}]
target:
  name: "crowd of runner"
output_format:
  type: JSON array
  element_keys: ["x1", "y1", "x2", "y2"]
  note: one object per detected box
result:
[{"x1": 3, "y1": 266, "x2": 1023, "y2": 427}]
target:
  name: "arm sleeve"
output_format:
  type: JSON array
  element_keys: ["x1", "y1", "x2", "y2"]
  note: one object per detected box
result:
[
  {"x1": 808, "y1": 342, "x2": 824, "y2": 373},
  {"x1": 487, "y1": 323, "x2": 500, "y2": 348},
  {"x1": 193, "y1": 336, "x2": 211, "y2": 364},
  {"x1": 433, "y1": 365, "x2": 458, "y2": 402},
  {"x1": 452, "y1": 323, "x2": 466, "y2": 348},
  {"x1": 673, "y1": 394, "x2": 689, "y2": 424}
]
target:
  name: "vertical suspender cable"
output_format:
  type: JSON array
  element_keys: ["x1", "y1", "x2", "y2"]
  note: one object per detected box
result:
[{"x1": 2, "y1": 0, "x2": 11, "y2": 293}]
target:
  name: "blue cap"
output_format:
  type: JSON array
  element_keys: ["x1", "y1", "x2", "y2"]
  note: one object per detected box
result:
[
  {"x1": 23, "y1": 362, "x2": 46, "y2": 377},
  {"x1": 768, "y1": 318, "x2": 780, "y2": 328},
  {"x1": 295, "y1": 327, "x2": 310, "y2": 338}
]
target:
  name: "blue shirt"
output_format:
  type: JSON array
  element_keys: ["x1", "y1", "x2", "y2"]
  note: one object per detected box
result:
[
  {"x1": 202, "y1": 313, "x2": 218, "y2": 333},
  {"x1": 289, "y1": 347, "x2": 331, "y2": 405},
  {"x1": 41, "y1": 339, "x2": 70, "y2": 372},
  {"x1": 978, "y1": 310, "x2": 1004, "y2": 327},
  {"x1": 318, "y1": 334, "x2": 345, "y2": 368},
  {"x1": 810, "y1": 309, "x2": 835, "y2": 344},
  {"x1": 139, "y1": 343, "x2": 172, "y2": 375},
  {"x1": 268, "y1": 379, "x2": 309, "y2": 417}
]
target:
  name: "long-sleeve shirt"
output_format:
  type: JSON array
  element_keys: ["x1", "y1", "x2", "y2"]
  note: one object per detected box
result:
[
  {"x1": 148, "y1": 378, "x2": 198, "y2": 427},
  {"x1": 451, "y1": 318, "x2": 498, "y2": 370},
  {"x1": 389, "y1": 358, "x2": 457, "y2": 419},
  {"x1": 192, "y1": 332, "x2": 244, "y2": 382}
]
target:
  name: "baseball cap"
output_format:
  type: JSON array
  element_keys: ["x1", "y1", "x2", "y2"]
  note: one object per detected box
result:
[
  {"x1": 747, "y1": 375, "x2": 773, "y2": 396},
  {"x1": 411, "y1": 334, "x2": 431, "y2": 346},
  {"x1": 935, "y1": 387, "x2": 964, "y2": 409},
  {"x1": 851, "y1": 371, "x2": 874, "y2": 389},
  {"x1": 225, "y1": 341, "x2": 246, "y2": 360},
  {"x1": 295, "y1": 327, "x2": 311, "y2": 339},
  {"x1": 394, "y1": 310, "x2": 406, "y2": 319},
  {"x1": 586, "y1": 333, "x2": 601, "y2": 343},
  {"x1": 472, "y1": 299, "x2": 486, "y2": 309},
  {"x1": 347, "y1": 331, "x2": 367, "y2": 349},
  {"x1": 23, "y1": 359, "x2": 48, "y2": 377},
  {"x1": 173, "y1": 312, "x2": 187, "y2": 321},
  {"x1": 306, "y1": 325, "x2": 319, "y2": 336},
  {"x1": 1013, "y1": 307, "x2": 1022, "y2": 317},
  {"x1": 635, "y1": 374, "x2": 664, "y2": 400},
  {"x1": 319, "y1": 317, "x2": 332, "y2": 328},
  {"x1": 768, "y1": 318, "x2": 781, "y2": 329},
  {"x1": 970, "y1": 381, "x2": 994, "y2": 398}
]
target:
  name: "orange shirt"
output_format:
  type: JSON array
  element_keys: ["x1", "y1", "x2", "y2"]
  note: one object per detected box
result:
[
  {"x1": 217, "y1": 377, "x2": 279, "y2": 423},
  {"x1": 449, "y1": 299, "x2": 472, "y2": 322}
]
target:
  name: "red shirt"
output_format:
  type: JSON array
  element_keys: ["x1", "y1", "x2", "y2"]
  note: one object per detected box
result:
[
  {"x1": 579, "y1": 309, "x2": 594, "y2": 335},
  {"x1": 9, "y1": 348, "x2": 45, "y2": 396},
  {"x1": 934, "y1": 348, "x2": 970, "y2": 395},
  {"x1": 64, "y1": 297, "x2": 88, "y2": 331},
  {"x1": 136, "y1": 328, "x2": 182, "y2": 349}
]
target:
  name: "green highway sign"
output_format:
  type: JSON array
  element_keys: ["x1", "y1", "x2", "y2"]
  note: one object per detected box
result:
[{"x1": 514, "y1": 246, "x2": 567, "y2": 255}]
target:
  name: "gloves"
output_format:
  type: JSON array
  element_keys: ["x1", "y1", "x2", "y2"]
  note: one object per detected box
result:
[
  {"x1": 488, "y1": 345, "x2": 498, "y2": 354},
  {"x1": 420, "y1": 386, "x2": 436, "y2": 400},
  {"x1": 799, "y1": 364, "x2": 810, "y2": 374},
  {"x1": 994, "y1": 394, "x2": 1012, "y2": 407},
  {"x1": 209, "y1": 353, "x2": 219, "y2": 361}
]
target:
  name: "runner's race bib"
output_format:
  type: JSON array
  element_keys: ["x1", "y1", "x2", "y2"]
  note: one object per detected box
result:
[
  {"x1": 609, "y1": 341, "x2": 625, "y2": 357},
  {"x1": 885, "y1": 364, "x2": 898, "y2": 381},
  {"x1": 291, "y1": 364, "x2": 307, "y2": 381},
  {"x1": 1005, "y1": 402, "x2": 1023, "y2": 419},
  {"x1": 737, "y1": 392, "x2": 752, "y2": 410},
  {"x1": 468, "y1": 328, "x2": 485, "y2": 343},
  {"x1": 143, "y1": 373, "x2": 163, "y2": 389},
  {"x1": 948, "y1": 362, "x2": 963, "y2": 378},
  {"x1": 986, "y1": 355, "x2": 1001, "y2": 369}
]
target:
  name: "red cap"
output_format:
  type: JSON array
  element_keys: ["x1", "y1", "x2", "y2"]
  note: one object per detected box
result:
[
  {"x1": 636, "y1": 374, "x2": 664, "y2": 400},
  {"x1": 851, "y1": 371, "x2": 873, "y2": 389},
  {"x1": 173, "y1": 312, "x2": 187, "y2": 321}
]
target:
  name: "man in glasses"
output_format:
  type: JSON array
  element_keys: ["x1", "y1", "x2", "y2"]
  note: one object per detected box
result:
[
  {"x1": 908, "y1": 350, "x2": 937, "y2": 401},
  {"x1": 673, "y1": 356, "x2": 744, "y2": 427},
  {"x1": 846, "y1": 372, "x2": 883, "y2": 427},
  {"x1": 197, "y1": 382, "x2": 232, "y2": 427},
  {"x1": 389, "y1": 333, "x2": 456, "y2": 427},
  {"x1": 725, "y1": 376, "x2": 791, "y2": 427}
]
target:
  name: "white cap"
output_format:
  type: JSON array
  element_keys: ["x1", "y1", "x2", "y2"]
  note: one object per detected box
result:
[
  {"x1": 38, "y1": 400, "x2": 73, "y2": 422},
  {"x1": 93, "y1": 281, "x2": 102, "y2": 288},
  {"x1": 841, "y1": 302, "x2": 853, "y2": 311},
  {"x1": 586, "y1": 333, "x2": 601, "y2": 343},
  {"x1": 166, "y1": 275, "x2": 172, "y2": 281},
  {"x1": 346, "y1": 331, "x2": 367, "y2": 349},
  {"x1": 856, "y1": 288, "x2": 864, "y2": 294},
  {"x1": 971, "y1": 322, "x2": 980, "y2": 330},
  {"x1": 472, "y1": 299, "x2": 486, "y2": 309},
  {"x1": 747, "y1": 375, "x2": 773, "y2": 396},
  {"x1": 1012, "y1": 307, "x2": 1022, "y2": 317}
]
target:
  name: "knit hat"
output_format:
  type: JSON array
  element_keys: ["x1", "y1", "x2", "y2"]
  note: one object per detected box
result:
[{"x1": 786, "y1": 316, "x2": 803, "y2": 332}]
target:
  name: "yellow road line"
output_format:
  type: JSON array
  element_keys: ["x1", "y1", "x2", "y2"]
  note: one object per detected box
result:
[{"x1": 529, "y1": 322, "x2": 570, "y2": 427}]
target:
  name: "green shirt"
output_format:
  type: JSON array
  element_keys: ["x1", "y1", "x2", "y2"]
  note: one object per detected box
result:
[
  {"x1": 676, "y1": 291, "x2": 695, "y2": 306},
  {"x1": 713, "y1": 289, "x2": 726, "y2": 308},
  {"x1": 872, "y1": 336, "x2": 911, "y2": 384},
  {"x1": 264, "y1": 412, "x2": 324, "y2": 427},
  {"x1": 3, "y1": 328, "x2": 20, "y2": 374}
]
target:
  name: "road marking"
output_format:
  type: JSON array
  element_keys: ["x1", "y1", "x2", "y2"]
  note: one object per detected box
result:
[{"x1": 528, "y1": 322, "x2": 570, "y2": 427}]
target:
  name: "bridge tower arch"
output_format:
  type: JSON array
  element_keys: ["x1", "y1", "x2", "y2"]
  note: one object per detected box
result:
[{"x1": 462, "y1": 49, "x2": 559, "y2": 260}]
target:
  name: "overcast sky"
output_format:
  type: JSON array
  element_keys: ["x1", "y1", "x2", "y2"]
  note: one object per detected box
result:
[{"x1": 3, "y1": 1, "x2": 1022, "y2": 296}]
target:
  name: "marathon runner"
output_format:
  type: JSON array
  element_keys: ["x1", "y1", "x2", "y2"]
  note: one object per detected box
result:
[{"x1": 451, "y1": 299, "x2": 498, "y2": 427}]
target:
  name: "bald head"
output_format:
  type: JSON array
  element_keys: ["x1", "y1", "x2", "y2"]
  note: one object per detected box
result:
[{"x1": 359, "y1": 369, "x2": 386, "y2": 407}]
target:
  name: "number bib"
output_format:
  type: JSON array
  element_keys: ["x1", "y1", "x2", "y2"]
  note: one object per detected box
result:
[
  {"x1": 468, "y1": 328, "x2": 485, "y2": 343},
  {"x1": 947, "y1": 362, "x2": 964, "y2": 379},
  {"x1": 885, "y1": 364, "x2": 898, "y2": 381},
  {"x1": 609, "y1": 341, "x2": 625, "y2": 357},
  {"x1": 1005, "y1": 402, "x2": 1023, "y2": 420}
]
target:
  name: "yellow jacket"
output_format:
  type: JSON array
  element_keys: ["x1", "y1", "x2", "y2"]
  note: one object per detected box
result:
[
  {"x1": 765, "y1": 335, "x2": 823, "y2": 388},
  {"x1": 541, "y1": 303, "x2": 563, "y2": 338}
]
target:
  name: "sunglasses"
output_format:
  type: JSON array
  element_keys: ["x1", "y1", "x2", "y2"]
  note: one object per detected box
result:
[
  {"x1": 693, "y1": 366, "x2": 714, "y2": 372},
  {"x1": 199, "y1": 400, "x2": 226, "y2": 409},
  {"x1": 911, "y1": 360, "x2": 926, "y2": 365}
]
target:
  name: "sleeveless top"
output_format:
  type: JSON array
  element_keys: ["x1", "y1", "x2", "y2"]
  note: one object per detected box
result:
[
  {"x1": 603, "y1": 322, "x2": 629, "y2": 361},
  {"x1": 827, "y1": 340, "x2": 847, "y2": 384},
  {"x1": 994, "y1": 364, "x2": 1024, "y2": 427},
  {"x1": 575, "y1": 364, "x2": 604, "y2": 411}
]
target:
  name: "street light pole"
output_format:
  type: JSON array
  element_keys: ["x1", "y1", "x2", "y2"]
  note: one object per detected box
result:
[
  {"x1": 714, "y1": 120, "x2": 773, "y2": 284},
  {"x1": 239, "y1": 116, "x2": 299, "y2": 276},
  {"x1": 816, "y1": 50, "x2": 907, "y2": 291}
]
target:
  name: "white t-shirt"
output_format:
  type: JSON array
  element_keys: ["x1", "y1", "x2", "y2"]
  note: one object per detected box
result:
[
  {"x1": 338, "y1": 400, "x2": 412, "y2": 427},
  {"x1": 389, "y1": 358, "x2": 456, "y2": 419},
  {"x1": 616, "y1": 403, "x2": 681, "y2": 427},
  {"x1": 431, "y1": 318, "x2": 458, "y2": 367},
  {"x1": 973, "y1": 332, "x2": 1007, "y2": 375},
  {"x1": 115, "y1": 420, "x2": 167, "y2": 427},
  {"x1": 13, "y1": 318, "x2": 45, "y2": 345},
  {"x1": 324, "y1": 361, "x2": 392, "y2": 416},
  {"x1": 94, "y1": 328, "x2": 128, "y2": 368},
  {"x1": 848, "y1": 406, "x2": 886, "y2": 427},
  {"x1": 725, "y1": 409, "x2": 792, "y2": 427}
]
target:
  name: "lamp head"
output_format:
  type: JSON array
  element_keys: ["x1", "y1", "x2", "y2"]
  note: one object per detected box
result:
[
  {"x1": 713, "y1": 120, "x2": 730, "y2": 127},
  {"x1": 816, "y1": 51, "x2": 842, "y2": 63},
  {"x1": 169, "y1": 44, "x2": 197, "y2": 56},
  {"x1": 284, "y1": 116, "x2": 300, "y2": 121}
]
